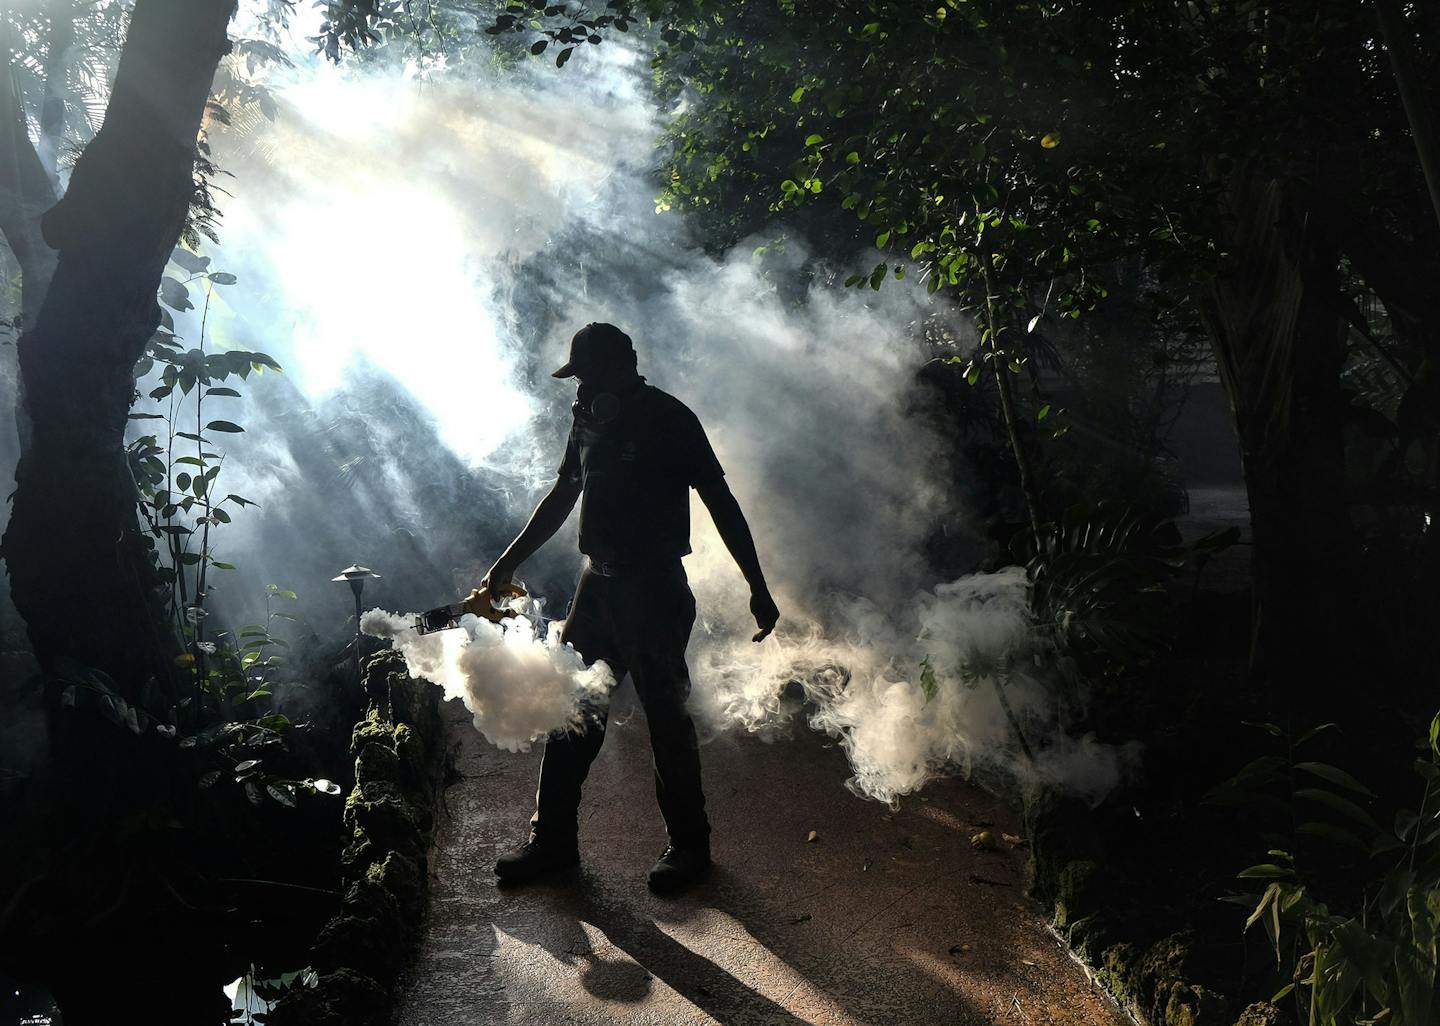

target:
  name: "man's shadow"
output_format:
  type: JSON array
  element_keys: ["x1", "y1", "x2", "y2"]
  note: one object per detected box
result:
[{"x1": 494, "y1": 866, "x2": 816, "y2": 1025}]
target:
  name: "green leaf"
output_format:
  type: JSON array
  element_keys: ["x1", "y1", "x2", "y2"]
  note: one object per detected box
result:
[
  {"x1": 160, "y1": 276, "x2": 193, "y2": 312},
  {"x1": 171, "y1": 247, "x2": 210, "y2": 274},
  {"x1": 1296, "y1": 788, "x2": 1379, "y2": 831},
  {"x1": 1237, "y1": 863, "x2": 1294, "y2": 879},
  {"x1": 919, "y1": 657, "x2": 938, "y2": 703},
  {"x1": 206, "y1": 420, "x2": 244, "y2": 433},
  {"x1": 790, "y1": 86, "x2": 805, "y2": 103},
  {"x1": 804, "y1": 133, "x2": 823, "y2": 146},
  {"x1": 1296, "y1": 720, "x2": 1336, "y2": 743},
  {"x1": 555, "y1": 45, "x2": 574, "y2": 67},
  {"x1": 1243, "y1": 721, "x2": 1285, "y2": 738},
  {"x1": 1294, "y1": 762, "x2": 1375, "y2": 797},
  {"x1": 1245, "y1": 881, "x2": 1280, "y2": 928},
  {"x1": 875, "y1": 230, "x2": 891, "y2": 249},
  {"x1": 530, "y1": 39, "x2": 548, "y2": 54},
  {"x1": 205, "y1": 387, "x2": 242, "y2": 398}
]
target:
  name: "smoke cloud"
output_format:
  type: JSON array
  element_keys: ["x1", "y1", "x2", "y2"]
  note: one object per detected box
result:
[
  {"x1": 360, "y1": 603, "x2": 613, "y2": 753},
  {"x1": 82, "y1": 8, "x2": 1137, "y2": 804}
]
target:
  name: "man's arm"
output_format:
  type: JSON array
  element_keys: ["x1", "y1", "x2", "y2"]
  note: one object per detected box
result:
[
  {"x1": 697, "y1": 479, "x2": 780, "y2": 642},
  {"x1": 482, "y1": 476, "x2": 583, "y2": 590}
]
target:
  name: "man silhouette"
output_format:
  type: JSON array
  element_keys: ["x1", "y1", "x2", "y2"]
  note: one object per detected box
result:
[{"x1": 482, "y1": 322, "x2": 779, "y2": 894}]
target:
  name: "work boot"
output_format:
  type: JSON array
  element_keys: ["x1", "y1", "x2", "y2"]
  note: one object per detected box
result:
[
  {"x1": 494, "y1": 838, "x2": 580, "y2": 883},
  {"x1": 647, "y1": 844, "x2": 711, "y2": 895}
]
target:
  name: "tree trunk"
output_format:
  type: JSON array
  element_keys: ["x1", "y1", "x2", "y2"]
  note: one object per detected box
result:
[
  {"x1": 1, "y1": 0, "x2": 236, "y2": 696},
  {"x1": 1195, "y1": 174, "x2": 1354, "y2": 696}
]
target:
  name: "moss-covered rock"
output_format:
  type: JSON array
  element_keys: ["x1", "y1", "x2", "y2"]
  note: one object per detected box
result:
[
  {"x1": 1231, "y1": 1002, "x2": 1282, "y2": 1026},
  {"x1": 1028, "y1": 773, "x2": 1240, "y2": 1026},
  {"x1": 1053, "y1": 858, "x2": 1102, "y2": 930},
  {"x1": 268, "y1": 651, "x2": 447, "y2": 1026},
  {"x1": 1022, "y1": 784, "x2": 1104, "y2": 908}
]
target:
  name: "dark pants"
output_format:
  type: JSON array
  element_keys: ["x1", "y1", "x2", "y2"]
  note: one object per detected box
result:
[{"x1": 529, "y1": 560, "x2": 711, "y2": 850}]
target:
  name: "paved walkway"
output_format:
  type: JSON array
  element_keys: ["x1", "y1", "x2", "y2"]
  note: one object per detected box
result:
[{"x1": 396, "y1": 687, "x2": 1129, "y2": 1026}]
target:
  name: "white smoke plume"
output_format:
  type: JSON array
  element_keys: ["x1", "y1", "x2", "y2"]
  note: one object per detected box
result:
[
  {"x1": 359, "y1": 604, "x2": 613, "y2": 753},
  {"x1": 689, "y1": 566, "x2": 1136, "y2": 805},
  {"x1": 95, "y1": 8, "x2": 1140, "y2": 805}
]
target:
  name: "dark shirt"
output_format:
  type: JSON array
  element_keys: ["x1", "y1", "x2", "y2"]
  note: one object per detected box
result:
[{"x1": 558, "y1": 382, "x2": 724, "y2": 566}]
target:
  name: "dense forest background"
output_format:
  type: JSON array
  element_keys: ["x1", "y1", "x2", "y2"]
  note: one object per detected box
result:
[{"x1": 0, "y1": 1, "x2": 1437, "y2": 1024}]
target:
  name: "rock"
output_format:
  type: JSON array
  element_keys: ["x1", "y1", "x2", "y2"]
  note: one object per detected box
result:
[{"x1": 1232, "y1": 1002, "x2": 1282, "y2": 1026}]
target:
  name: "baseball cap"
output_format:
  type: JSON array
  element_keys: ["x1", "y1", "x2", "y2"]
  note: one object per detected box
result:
[{"x1": 552, "y1": 322, "x2": 636, "y2": 379}]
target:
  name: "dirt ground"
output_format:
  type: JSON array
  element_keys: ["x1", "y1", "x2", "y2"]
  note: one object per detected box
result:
[{"x1": 395, "y1": 685, "x2": 1130, "y2": 1026}]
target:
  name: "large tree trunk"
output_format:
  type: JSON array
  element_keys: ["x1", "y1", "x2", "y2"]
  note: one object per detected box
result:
[
  {"x1": 1, "y1": 0, "x2": 236, "y2": 696},
  {"x1": 1195, "y1": 174, "x2": 1354, "y2": 698}
]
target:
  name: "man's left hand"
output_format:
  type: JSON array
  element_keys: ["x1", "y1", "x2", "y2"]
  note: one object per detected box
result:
[{"x1": 750, "y1": 589, "x2": 780, "y2": 643}]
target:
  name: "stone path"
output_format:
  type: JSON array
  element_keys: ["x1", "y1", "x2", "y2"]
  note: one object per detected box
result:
[{"x1": 396, "y1": 687, "x2": 1129, "y2": 1026}]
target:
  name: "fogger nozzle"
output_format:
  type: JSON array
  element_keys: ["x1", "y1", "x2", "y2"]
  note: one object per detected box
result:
[{"x1": 413, "y1": 582, "x2": 527, "y2": 634}]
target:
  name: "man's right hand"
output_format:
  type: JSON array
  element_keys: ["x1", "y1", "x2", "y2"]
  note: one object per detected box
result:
[
  {"x1": 750, "y1": 589, "x2": 780, "y2": 643},
  {"x1": 481, "y1": 558, "x2": 515, "y2": 594}
]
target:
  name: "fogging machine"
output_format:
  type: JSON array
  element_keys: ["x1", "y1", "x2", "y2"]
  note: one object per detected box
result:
[{"x1": 413, "y1": 582, "x2": 527, "y2": 635}]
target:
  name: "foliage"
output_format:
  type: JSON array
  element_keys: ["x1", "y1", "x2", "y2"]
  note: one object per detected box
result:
[
  {"x1": 54, "y1": 656, "x2": 342, "y2": 810},
  {"x1": 1213, "y1": 717, "x2": 1440, "y2": 1026},
  {"x1": 127, "y1": 249, "x2": 276, "y2": 635},
  {"x1": 230, "y1": 965, "x2": 320, "y2": 1026},
  {"x1": 121, "y1": 248, "x2": 328, "y2": 810},
  {"x1": 0, "y1": 0, "x2": 134, "y2": 167},
  {"x1": 1014, "y1": 503, "x2": 1235, "y2": 679},
  {"x1": 460, "y1": 0, "x2": 1428, "y2": 301}
]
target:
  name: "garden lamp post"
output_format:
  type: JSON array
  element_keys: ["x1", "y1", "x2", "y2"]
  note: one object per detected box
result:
[{"x1": 332, "y1": 564, "x2": 380, "y2": 689}]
